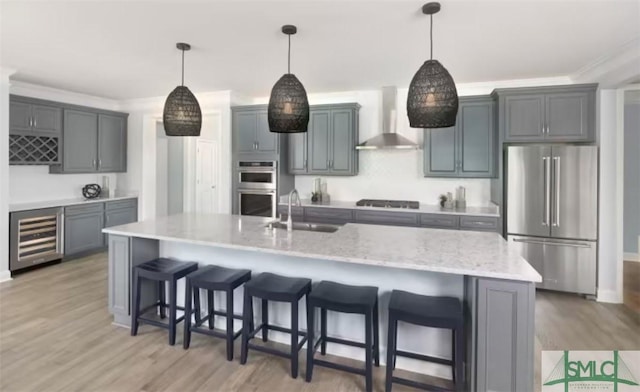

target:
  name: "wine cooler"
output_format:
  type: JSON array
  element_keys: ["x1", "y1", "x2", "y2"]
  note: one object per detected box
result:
[{"x1": 10, "y1": 207, "x2": 64, "y2": 272}]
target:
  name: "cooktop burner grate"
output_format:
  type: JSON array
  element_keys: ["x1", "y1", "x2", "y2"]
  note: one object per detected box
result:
[{"x1": 355, "y1": 199, "x2": 420, "y2": 209}]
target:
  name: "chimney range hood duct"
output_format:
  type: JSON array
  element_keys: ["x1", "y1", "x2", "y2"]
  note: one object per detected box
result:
[{"x1": 356, "y1": 86, "x2": 420, "y2": 150}]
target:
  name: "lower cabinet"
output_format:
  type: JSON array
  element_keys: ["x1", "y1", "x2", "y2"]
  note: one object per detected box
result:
[
  {"x1": 354, "y1": 210, "x2": 419, "y2": 227},
  {"x1": 64, "y1": 198, "x2": 138, "y2": 258}
]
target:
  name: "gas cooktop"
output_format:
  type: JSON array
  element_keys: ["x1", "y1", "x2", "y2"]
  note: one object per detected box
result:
[{"x1": 355, "y1": 199, "x2": 420, "y2": 209}]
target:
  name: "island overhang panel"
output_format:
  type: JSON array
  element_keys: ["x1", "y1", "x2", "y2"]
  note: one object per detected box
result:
[{"x1": 104, "y1": 213, "x2": 540, "y2": 392}]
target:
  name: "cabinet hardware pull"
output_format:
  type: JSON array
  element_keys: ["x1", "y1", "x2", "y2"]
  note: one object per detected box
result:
[
  {"x1": 33, "y1": 118, "x2": 37, "y2": 128},
  {"x1": 92, "y1": 159, "x2": 97, "y2": 167},
  {"x1": 29, "y1": 117, "x2": 33, "y2": 127},
  {"x1": 256, "y1": 142, "x2": 259, "y2": 150}
]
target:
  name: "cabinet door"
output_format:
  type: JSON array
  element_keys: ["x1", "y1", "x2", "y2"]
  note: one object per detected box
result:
[
  {"x1": 105, "y1": 207, "x2": 137, "y2": 228},
  {"x1": 288, "y1": 133, "x2": 308, "y2": 173},
  {"x1": 234, "y1": 112, "x2": 258, "y2": 153},
  {"x1": 10, "y1": 100, "x2": 32, "y2": 132},
  {"x1": 98, "y1": 114, "x2": 127, "y2": 172},
  {"x1": 503, "y1": 95, "x2": 545, "y2": 141},
  {"x1": 32, "y1": 105, "x2": 62, "y2": 134},
  {"x1": 424, "y1": 126, "x2": 457, "y2": 177},
  {"x1": 63, "y1": 110, "x2": 98, "y2": 172},
  {"x1": 255, "y1": 112, "x2": 278, "y2": 153},
  {"x1": 459, "y1": 102, "x2": 495, "y2": 178},
  {"x1": 329, "y1": 109, "x2": 354, "y2": 174},
  {"x1": 354, "y1": 210, "x2": 419, "y2": 227},
  {"x1": 545, "y1": 92, "x2": 589, "y2": 141},
  {"x1": 64, "y1": 212, "x2": 104, "y2": 255},
  {"x1": 308, "y1": 110, "x2": 331, "y2": 173}
]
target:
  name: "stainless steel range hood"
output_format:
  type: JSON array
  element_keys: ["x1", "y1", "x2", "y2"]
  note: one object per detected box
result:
[{"x1": 356, "y1": 86, "x2": 420, "y2": 150}]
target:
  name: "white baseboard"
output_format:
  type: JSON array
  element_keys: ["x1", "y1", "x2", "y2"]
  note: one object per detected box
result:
[
  {"x1": 0, "y1": 270, "x2": 12, "y2": 283},
  {"x1": 597, "y1": 289, "x2": 623, "y2": 304},
  {"x1": 623, "y1": 252, "x2": 640, "y2": 262}
]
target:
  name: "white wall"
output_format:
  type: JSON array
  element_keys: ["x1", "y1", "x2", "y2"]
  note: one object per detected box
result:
[
  {"x1": 623, "y1": 101, "x2": 640, "y2": 257},
  {"x1": 0, "y1": 69, "x2": 13, "y2": 282}
]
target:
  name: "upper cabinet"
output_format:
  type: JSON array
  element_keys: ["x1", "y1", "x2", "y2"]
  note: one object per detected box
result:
[
  {"x1": 288, "y1": 103, "x2": 360, "y2": 176},
  {"x1": 495, "y1": 84, "x2": 596, "y2": 143},
  {"x1": 9, "y1": 96, "x2": 63, "y2": 165},
  {"x1": 10, "y1": 99, "x2": 62, "y2": 135},
  {"x1": 232, "y1": 107, "x2": 278, "y2": 154},
  {"x1": 424, "y1": 96, "x2": 496, "y2": 178}
]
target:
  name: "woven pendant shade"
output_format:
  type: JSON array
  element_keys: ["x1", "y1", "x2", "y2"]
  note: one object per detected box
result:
[
  {"x1": 407, "y1": 59, "x2": 458, "y2": 128},
  {"x1": 268, "y1": 73, "x2": 310, "y2": 133},
  {"x1": 163, "y1": 86, "x2": 202, "y2": 136}
]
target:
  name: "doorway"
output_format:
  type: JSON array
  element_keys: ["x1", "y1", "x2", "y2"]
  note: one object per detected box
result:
[
  {"x1": 156, "y1": 123, "x2": 185, "y2": 217},
  {"x1": 195, "y1": 139, "x2": 218, "y2": 214}
]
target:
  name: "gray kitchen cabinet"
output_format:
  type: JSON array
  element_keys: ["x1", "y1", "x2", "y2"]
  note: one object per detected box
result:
[
  {"x1": 10, "y1": 97, "x2": 62, "y2": 135},
  {"x1": 288, "y1": 132, "x2": 308, "y2": 173},
  {"x1": 354, "y1": 210, "x2": 419, "y2": 227},
  {"x1": 98, "y1": 114, "x2": 127, "y2": 172},
  {"x1": 288, "y1": 103, "x2": 360, "y2": 176},
  {"x1": 64, "y1": 203, "x2": 105, "y2": 256},
  {"x1": 420, "y1": 213, "x2": 459, "y2": 229},
  {"x1": 62, "y1": 109, "x2": 99, "y2": 173},
  {"x1": 232, "y1": 107, "x2": 278, "y2": 154},
  {"x1": 495, "y1": 84, "x2": 596, "y2": 143},
  {"x1": 277, "y1": 204, "x2": 304, "y2": 221},
  {"x1": 308, "y1": 110, "x2": 331, "y2": 173},
  {"x1": 460, "y1": 216, "x2": 499, "y2": 232},
  {"x1": 304, "y1": 207, "x2": 353, "y2": 224},
  {"x1": 105, "y1": 200, "x2": 138, "y2": 228},
  {"x1": 424, "y1": 97, "x2": 496, "y2": 178},
  {"x1": 52, "y1": 108, "x2": 128, "y2": 174}
]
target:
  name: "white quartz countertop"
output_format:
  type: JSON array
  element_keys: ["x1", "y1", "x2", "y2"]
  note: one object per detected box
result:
[
  {"x1": 103, "y1": 213, "x2": 540, "y2": 282},
  {"x1": 9, "y1": 194, "x2": 138, "y2": 212},
  {"x1": 278, "y1": 199, "x2": 499, "y2": 217}
]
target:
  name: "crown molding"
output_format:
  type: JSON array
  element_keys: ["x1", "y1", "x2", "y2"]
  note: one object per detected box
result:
[
  {"x1": 572, "y1": 37, "x2": 640, "y2": 88},
  {"x1": 9, "y1": 80, "x2": 121, "y2": 111},
  {"x1": 0, "y1": 68, "x2": 16, "y2": 81}
]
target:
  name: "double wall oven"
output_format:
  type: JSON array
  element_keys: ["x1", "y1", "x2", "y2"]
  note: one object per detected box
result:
[{"x1": 237, "y1": 161, "x2": 277, "y2": 218}]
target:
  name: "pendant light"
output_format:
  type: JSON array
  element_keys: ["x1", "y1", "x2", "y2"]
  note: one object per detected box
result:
[
  {"x1": 268, "y1": 25, "x2": 310, "y2": 133},
  {"x1": 407, "y1": 2, "x2": 459, "y2": 128},
  {"x1": 163, "y1": 42, "x2": 202, "y2": 136}
]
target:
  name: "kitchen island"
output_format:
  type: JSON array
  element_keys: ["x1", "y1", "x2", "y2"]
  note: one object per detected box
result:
[{"x1": 103, "y1": 213, "x2": 541, "y2": 392}]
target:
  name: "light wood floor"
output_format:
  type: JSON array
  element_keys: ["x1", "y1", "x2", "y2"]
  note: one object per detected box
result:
[{"x1": 1, "y1": 254, "x2": 638, "y2": 392}]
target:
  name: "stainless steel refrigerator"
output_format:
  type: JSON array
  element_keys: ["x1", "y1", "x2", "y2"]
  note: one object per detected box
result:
[{"x1": 506, "y1": 145, "x2": 598, "y2": 295}]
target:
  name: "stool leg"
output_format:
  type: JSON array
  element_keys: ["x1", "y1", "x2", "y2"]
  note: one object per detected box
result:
[
  {"x1": 305, "y1": 300, "x2": 315, "y2": 383},
  {"x1": 193, "y1": 287, "x2": 201, "y2": 326},
  {"x1": 226, "y1": 289, "x2": 234, "y2": 361},
  {"x1": 365, "y1": 310, "x2": 373, "y2": 392},
  {"x1": 373, "y1": 300, "x2": 380, "y2": 367},
  {"x1": 320, "y1": 308, "x2": 327, "y2": 355},
  {"x1": 261, "y1": 299, "x2": 269, "y2": 342},
  {"x1": 454, "y1": 327, "x2": 464, "y2": 392},
  {"x1": 208, "y1": 290, "x2": 215, "y2": 329},
  {"x1": 158, "y1": 281, "x2": 166, "y2": 319},
  {"x1": 131, "y1": 270, "x2": 141, "y2": 336},
  {"x1": 290, "y1": 299, "x2": 299, "y2": 379},
  {"x1": 183, "y1": 278, "x2": 192, "y2": 349},
  {"x1": 240, "y1": 292, "x2": 251, "y2": 365},
  {"x1": 385, "y1": 315, "x2": 397, "y2": 392},
  {"x1": 168, "y1": 279, "x2": 177, "y2": 346}
]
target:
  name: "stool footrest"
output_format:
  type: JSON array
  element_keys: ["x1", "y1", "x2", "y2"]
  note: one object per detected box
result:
[
  {"x1": 313, "y1": 358, "x2": 366, "y2": 376},
  {"x1": 191, "y1": 326, "x2": 243, "y2": 340},
  {"x1": 247, "y1": 337, "x2": 308, "y2": 359},
  {"x1": 210, "y1": 309, "x2": 244, "y2": 321},
  {"x1": 324, "y1": 336, "x2": 367, "y2": 349},
  {"x1": 391, "y1": 376, "x2": 450, "y2": 392},
  {"x1": 395, "y1": 350, "x2": 453, "y2": 366}
]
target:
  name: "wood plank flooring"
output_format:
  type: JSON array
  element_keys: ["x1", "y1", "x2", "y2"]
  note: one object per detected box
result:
[{"x1": 1, "y1": 254, "x2": 638, "y2": 392}]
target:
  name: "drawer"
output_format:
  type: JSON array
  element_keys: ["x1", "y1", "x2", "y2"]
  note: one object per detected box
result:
[
  {"x1": 304, "y1": 207, "x2": 353, "y2": 223},
  {"x1": 106, "y1": 198, "x2": 137, "y2": 211},
  {"x1": 459, "y1": 216, "x2": 499, "y2": 231},
  {"x1": 354, "y1": 210, "x2": 419, "y2": 227},
  {"x1": 277, "y1": 204, "x2": 304, "y2": 217},
  {"x1": 420, "y1": 214, "x2": 459, "y2": 229},
  {"x1": 65, "y1": 202, "x2": 104, "y2": 216}
]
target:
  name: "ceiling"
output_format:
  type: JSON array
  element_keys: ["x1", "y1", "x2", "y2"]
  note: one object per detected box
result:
[{"x1": 1, "y1": 0, "x2": 639, "y2": 100}]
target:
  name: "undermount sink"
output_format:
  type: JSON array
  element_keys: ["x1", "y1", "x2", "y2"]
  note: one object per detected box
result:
[{"x1": 265, "y1": 221, "x2": 342, "y2": 233}]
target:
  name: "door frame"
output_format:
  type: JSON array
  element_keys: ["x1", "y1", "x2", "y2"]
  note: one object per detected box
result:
[{"x1": 195, "y1": 139, "x2": 219, "y2": 214}]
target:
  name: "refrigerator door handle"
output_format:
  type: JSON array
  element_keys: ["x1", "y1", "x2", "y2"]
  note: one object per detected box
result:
[
  {"x1": 543, "y1": 156, "x2": 551, "y2": 226},
  {"x1": 552, "y1": 156, "x2": 561, "y2": 227},
  {"x1": 512, "y1": 238, "x2": 591, "y2": 248}
]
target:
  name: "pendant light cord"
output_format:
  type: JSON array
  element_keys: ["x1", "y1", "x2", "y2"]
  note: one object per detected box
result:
[
  {"x1": 430, "y1": 14, "x2": 433, "y2": 60},
  {"x1": 288, "y1": 34, "x2": 291, "y2": 74},
  {"x1": 181, "y1": 48, "x2": 185, "y2": 86}
]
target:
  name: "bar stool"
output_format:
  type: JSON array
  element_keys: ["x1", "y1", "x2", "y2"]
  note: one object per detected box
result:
[
  {"x1": 183, "y1": 265, "x2": 251, "y2": 360},
  {"x1": 239, "y1": 272, "x2": 312, "y2": 379},
  {"x1": 131, "y1": 258, "x2": 198, "y2": 345},
  {"x1": 385, "y1": 290, "x2": 464, "y2": 392},
  {"x1": 305, "y1": 281, "x2": 380, "y2": 392}
]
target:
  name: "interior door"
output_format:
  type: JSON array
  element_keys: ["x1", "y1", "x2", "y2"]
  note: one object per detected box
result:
[
  {"x1": 506, "y1": 146, "x2": 551, "y2": 237},
  {"x1": 196, "y1": 140, "x2": 217, "y2": 214},
  {"x1": 550, "y1": 146, "x2": 598, "y2": 240}
]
